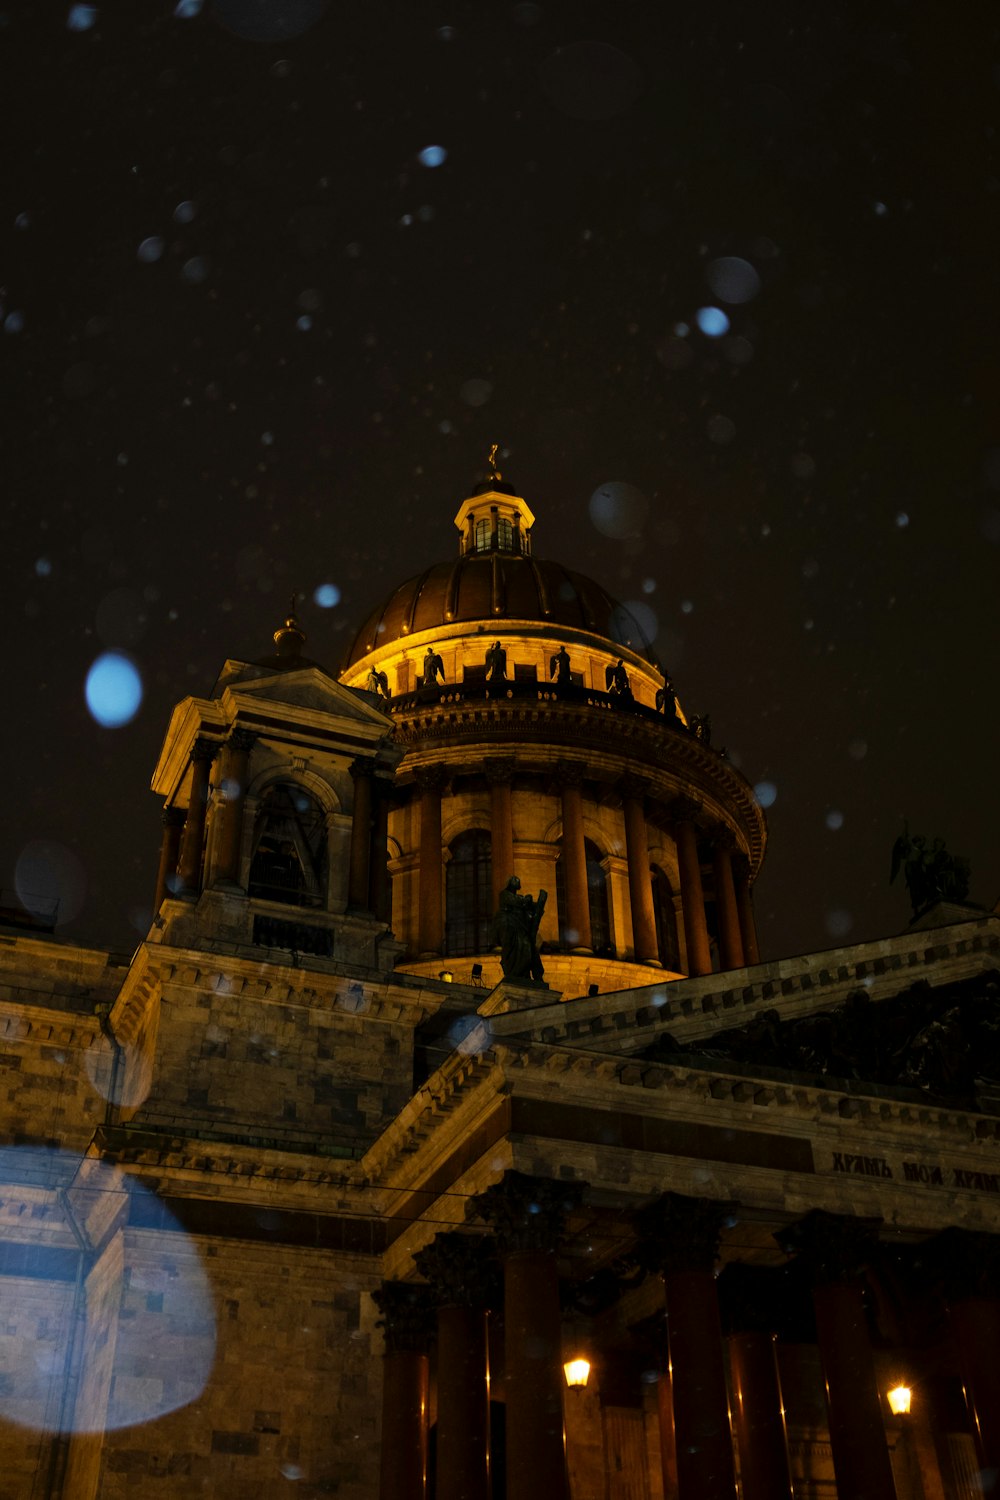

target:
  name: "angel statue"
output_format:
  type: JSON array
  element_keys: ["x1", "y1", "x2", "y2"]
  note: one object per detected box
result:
[
  {"x1": 365, "y1": 666, "x2": 390, "y2": 701},
  {"x1": 422, "y1": 647, "x2": 446, "y2": 687},
  {"x1": 890, "y1": 822, "x2": 971, "y2": 916},
  {"x1": 606, "y1": 658, "x2": 632, "y2": 699},
  {"x1": 549, "y1": 645, "x2": 572, "y2": 686}
]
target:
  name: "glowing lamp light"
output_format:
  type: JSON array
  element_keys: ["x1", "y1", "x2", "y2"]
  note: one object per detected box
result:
[
  {"x1": 887, "y1": 1385, "x2": 911, "y2": 1416},
  {"x1": 438, "y1": 970, "x2": 454, "y2": 983},
  {"x1": 563, "y1": 1358, "x2": 590, "y2": 1389}
]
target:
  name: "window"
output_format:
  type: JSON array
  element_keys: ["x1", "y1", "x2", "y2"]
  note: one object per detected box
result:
[
  {"x1": 556, "y1": 839, "x2": 610, "y2": 952},
  {"x1": 475, "y1": 517, "x2": 491, "y2": 551},
  {"x1": 497, "y1": 516, "x2": 513, "y2": 551},
  {"x1": 652, "y1": 867, "x2": 681, "y2": 971},
  {"x1": 445, "y1": 830, "x2": 493, "y2": 955},
  {"x1": 248, "y1": 783, "x2": 327, "y2": 907}
]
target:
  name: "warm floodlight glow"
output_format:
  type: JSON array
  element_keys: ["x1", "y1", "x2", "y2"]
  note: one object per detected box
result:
[
  {"x1": 887, "y1": 1385, "x2": 911, "y2": 1416},
  {"x1": 564, "y1": 1358, "x2": 591, "y2": 1388},
  {"x1": 438, "y1": 970, "x2": 454, "y2": 983}
]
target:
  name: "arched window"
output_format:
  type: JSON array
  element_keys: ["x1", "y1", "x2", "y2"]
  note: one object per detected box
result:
[
  {"x1": 248, "y1": 783, "x2": 327, "y2": 907},
  {"x1": 556, "y1": 839, "x2": 611, "y2": 953},
  {"x1": 497, "y1": 516, "x2": 514, "y2": 551},
  {"x1": 475, "y1": 517, "x2": 491, "y2": 552},
  {"x1": 652, "y1": 866, "x2": 681, "y2": 972},
  {"x1": 445, "y1": 830, "x2": 493, "y2": 955}
]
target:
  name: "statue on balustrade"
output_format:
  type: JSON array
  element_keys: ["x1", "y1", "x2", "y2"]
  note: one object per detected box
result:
[
  {"x1": 423, "y1": 647, "x2": 446, "y2": 687},
  {"x1": 549, "y1": 645, "x2": 572, "y2": 685},
  {"x1": 655, "y1": 676, "x2": 678, "y2": 722},
  {"x1": 606, "y1": 659, "x2": 632, "y2": 699},
  {"x1": 890, "y1": 824, "x2": 971, "y2": 915},
  {"x1": 493, "y1": 876, "x2": 546, "y2": 982},
  {"x1": 690, "y1": 712, "x2": 712, "y2": 744},
  {"x1": 485, "y1": 640, "x2": 508, "y2": 681},
  {"x1": 365, "y1": 666, "x2": 390, "y2": 701}
]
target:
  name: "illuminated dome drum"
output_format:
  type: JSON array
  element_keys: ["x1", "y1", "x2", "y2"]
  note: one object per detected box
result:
[{"x1": 339, "y1": 469, "x2": 766, "y2": 998}]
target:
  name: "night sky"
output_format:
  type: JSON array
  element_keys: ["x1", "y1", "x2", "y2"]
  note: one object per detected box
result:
[{"x1": 5, "y1": 0, "x2": 999, "y2": 964}]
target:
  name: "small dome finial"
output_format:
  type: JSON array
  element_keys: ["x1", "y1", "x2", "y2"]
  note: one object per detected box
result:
[
  {"x1": 273, "y1": 593, "x2": 306, "y2": 658},
  {"x1": 487, "y1": 442, "x2": 502, "y2": 483}
]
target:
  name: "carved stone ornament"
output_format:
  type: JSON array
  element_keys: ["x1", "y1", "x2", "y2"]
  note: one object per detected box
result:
[
  {"x1": 633, "y1": 1191, "x2": 735, "y2": 1277},
  {"x1": 372, "y1": 1281, "x2": 437, "y2": 1354},
  {"x1": 774, "y1": 1209, "x2": 882, "y2": 1287},
  {"x1": 228, "y1": 727, "x2": 257, "y2": 754},
  {"x1": 413, "y1": 1232, "x2": 502, "y2": 1309},
  {"x1": 469, "y1": 1170, "x2": 584, "y2": 1255},
  {"x1": 484, "y1": 758, "x2": 516, "y2": 786},
  {"x1": 412, "y1": 765, "x2": 449, "y2": 793},
  {"x1": 191, "y1": 736, "x2": 219, "y2": 764}
]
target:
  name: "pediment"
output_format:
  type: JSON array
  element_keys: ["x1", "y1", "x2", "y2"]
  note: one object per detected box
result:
[{"x1": 214, "y1": 659, "x2": 391, "y2": 727}]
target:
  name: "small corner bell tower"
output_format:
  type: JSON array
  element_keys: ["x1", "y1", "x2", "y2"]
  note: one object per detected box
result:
[{"x1": 453, "y1": 443, "x2": 536, "y2": 557}]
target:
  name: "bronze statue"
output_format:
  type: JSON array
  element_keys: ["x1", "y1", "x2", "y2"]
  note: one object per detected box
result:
[
  {"x1": 365, "y1": 666, "x2": 390, "y2": 701},
  {"x1": 891, "y1": 824, "x2": 971, "y2": 915},
  {"x1": 606, "y1": 658, "x2": 632, "y2": 698},
  {"x1": 655, "y1": 677, "x2": 678, "y2": 721},
  {"x1": 549, "y1": 645, "x2": 572, "y2": 685},
  {"x1": 493, "y1": 875, "x2": 546, "y2": 982},
  {"x1": 485, "y1": 640, "x2": 507, "y2": 681},
  {"x1": 487, "y1": 443, "x2": 503, "y2": 482},
  {"x1": 422, "y1": 647, "x2": 446, "y2": 687},
  {"x1": 690, "y1": 713, "x2": 712, "y2": 745}
]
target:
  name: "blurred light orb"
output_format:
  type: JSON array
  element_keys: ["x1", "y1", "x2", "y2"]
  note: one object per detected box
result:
[
  {"x1": 895, "y1": 511, "x2": 909, "y2": 528},
  {"x1": 874, "y1": 201, "x2": 888, "y2": 216},
  {"x1": 85, "y1": 651, "x2": 143, "y2": 728},
  {"x1": 15, "y1": 211, "x2": 31, "y2": 229},
  {"x1": 642, "y1": 577, "x2": 656, "y2": 594},
  {"x1": 610, "y1": 600, "x2": 658, "y2": 648},
  {"x1": 696, "y1": 306, "x2": 730, "y2": 337},
  {"x1": 722, "y1": 335, "x2": 754, "y2": 365},
  {"x1": 588, "y1": 480, "x2": 648, "y2": 539},
  {"x1": 5, "y1": 311, "x2": 25, "y2": 333},
  {"x1": 67, "y1": 4, "x2": 98, "y2": 29},
  {"x1": 174, "y1": 0, "x2": 203, "y2": 13},
  {"x1": 181, "y1": 255, "x2": 209, "y2": 284},
  {"x1": 673, "y1": 322, "x2": 690, "y2": 337},
  {"x1": 436, "y1": 24, "x2": 456, "y2": 39},
  {"x1": 754, "y1": 780, "x2": 778, "y2": 809},
  {"x1": 680, "y1": 599, "x2": 694, "y2": 614},
  {"x1": 313, "y1": 583, "x2": 341, "y2": 608},
  {"x1": 211, "y1": 0, "x2": 328, "y2": 41},
  {"x1": 706, "y1": 256, "x2": 761, "y2": 304},
  {"x1": 417, "y1": 145, "x2": 447, "y2": 168},
  {"x1": 137, "y1": 236, "x2": 164, "y2": 264},
  {"x1": 173, "y1": 199, "x2": 197, "y2": 222},
  {"x1": 296, "y1": 315, "x2": 312, "y2": 331},
  {"x1": 825, "y1": 908, "x2": 854, "y2": 937},
  {"x1": 35, "y1": 557, "x2": 52, "y2": 577},
  {"x1": 15, "y1": 841, "x2": 87, "y2": 926},
  {"x1": 460, "y1": 378, "x2": 493, "y2": 407},
  {"x1": 826, "y1": 810, "x2": 845, "y2": 830}
]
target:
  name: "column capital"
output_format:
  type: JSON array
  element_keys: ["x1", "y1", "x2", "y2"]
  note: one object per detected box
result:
[
  {"x1": 553, "y1": 760, "x2": 586, "y2": 789},
  {"x1": 469, "y1": 1170, "x2": 583, "y2": 1254},
  {"x1": 919, "y1": 1227, "x2": 1000, "y2": 1302},
  {"x1": 775, "y1": 1209, "x2": 882, "y2": 1286},
  {"x1": 413, "y1": 1232, "x2": 502, "y2": 1308},
  {"x1": 484, "y1": 757, "x2": 516, "y2": 785},
  {"x1": 634, "y1": 1191, "x2": 735, "y2": 1276},
  {"x1": 618, "y1": 773, "x2": 650, "y2": 803},
  {"x1": 191, "y1": 736, "x2": 219, "y2": 764},
  {"x1": 349, "y1": 756, "x2": 375, "y2": 781},
  {"x1": 228, "y1": 726, "x2": 257, "y2": 754},
  {"x1": 372, "y1": 1281, "x2": 437, "y2": 1354},
  {"x1": 413, "y1": 764, "x2": 449, "y2": 793},
  {"x1": 711, "y1": 826, "x2": 738, "y2": 853},
  {"x1": 666, "y1": 794, "x2": 702, "y2": 826},
  {"x1": 162, "y1": 805, "x2": 186, "y2": 828}
]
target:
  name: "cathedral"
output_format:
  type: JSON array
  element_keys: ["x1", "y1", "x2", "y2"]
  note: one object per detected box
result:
[{"x1": 1, "y1": 463, "x2": 998, "y2": 1500}]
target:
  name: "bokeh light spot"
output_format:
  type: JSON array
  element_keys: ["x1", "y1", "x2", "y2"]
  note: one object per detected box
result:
[
  {"x1": 754, "y1": 780, "x2": 778, "y2": 809},
  {"x1": 85, "y1": 652, "x2": 143, "y2": 728},
  {"x1": 588, "y1": 481, "x2": 648, "y2": 539},
  {"x1": 825, "y1": 810, "x2": 844, "y2": 831},
  {"x1": 313, "y1": 583, "x2": 341, "y2": 608},
  {"x1": 174, "y1": 0, "x2": 202, "y2": 13},
  {"x1": 15, "y1": 841, "x2": 87, "y2": 926},
  {"x1": 460, "y1": 378, "x2": 493, "y2": 407},
  {"x1": 137, "y1": 236, "x2": 164, "y2": 263},
  {"x1": 173, "y1": 199, "x2": 197, "y2": 222},
  {"x1": 417, "y1": 145, "x2": 447, "y2": 168},
  {"x1": 212, "y1": 0, "x2": 328, "y2": 41},
  {"x1": 181, "y1": 256, "x2": 209, "y2": 284},
  {"x1": 825, "y1": 909, "x2": 854, "y2": 937},
  {"x1": 35, "y1": 557, "x2": 52, "y2": 577},
  {"x1": 895, "y1": 511, "x2": 909, "y2": 528},
  {"x1": 67, "y1": 4, "x2": 97, "y2": 30},
  {"x1": 696, "y1": 306, "x2": 730, "y2": 337},
  {"x1": 706, "y1": 256, "x2": 761, "y2": 304}
]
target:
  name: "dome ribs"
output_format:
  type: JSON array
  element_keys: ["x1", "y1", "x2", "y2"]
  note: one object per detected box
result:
[
  {"x1": 491, "y1": 553, "x2": 505, "y2": 616},
  {"x1": 403, "y1": 566, "x2": 435, "y2": 636},
  {"x1": 528, "y1": 558, "x2": 552, "y2": 617},
  {"x1": 444, "y1": 557, "x2": 462, "y2": 623}
]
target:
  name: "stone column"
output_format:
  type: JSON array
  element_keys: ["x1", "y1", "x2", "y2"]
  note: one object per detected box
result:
[
  {"x1": 210, "y1": 727, "x2": 256, "y2": 887},
  {"x1": 776, "y1": 1211, "x2": 896, "y2": 1500},
  {"x1": 733, "y1": 855, "x2": 760, "y2": 966},
  {"x1": 557, "y1": 764, "x2": 591, "y2": 952},
  {"x1": 656, "y1": 1349, "x2": 681, "y2": 1500},
  {"x1": 620, "y1": 777, "x2": 659, "y2": 963},
  {"x1": 152, "y1": 805, "x2": 185, "y2": 912},
  {"x1": 415, "y1": 768, "x2": 447, "y2": 955},
  {"x1": 472, "y1": 1172, "x2": 583, "y2": 1500},
  {"x1": 634, "y1": 1192, "x2": 738, "y2": 1500},
  {"x1": 348, "y1": 759, "x2": 375, "y2": 912},
  {"x1": 925, "y1": 1228, "x2": 1000, "y2": 1480},
  {"x1": 414, "y1": 1233, "x2": 500, "y2": 1500},
  {"x1": 373, "y1": 1282, "x2": 436, "y2": 1500},
  {"x1": 486, "y1": 759, "x2": 516, "y2": 916},
  {"x1": 711, "y1": 833, "x2": 744, "y2": 971},
  {"x1": 670, "y1": 802, "x2": 711, "y2": 977},
  {"x1": 370, "y1": 779, "x2": 392, "y2": 923},
  {"x1": 176, "y1": 738, "x2": 217, "y2": 896},
  {"x1": 718, "y1": 1264, "x2": 793, "y2": 1500}
]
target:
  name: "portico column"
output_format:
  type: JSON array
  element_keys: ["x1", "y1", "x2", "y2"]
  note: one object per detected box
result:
[
  {"x1": 348, "y1": 759, "x2": 375, "y2": 911},
  {"x1": 557, "y1": 764, "x2": 591, "y2": 951},
  {"x1": 472, "y1": 1172, "x2": 582, "y2": 1500},
  {"x1": 776, "y1": 1211, "x2": 896, "y2": 1500},
  {"x1": 414, "y1": 1233, "x2": 500, "y2": 1500},
  {"x1": 415, "y1": 768, "x2": 446, "y2": 954},
  {"x1": 926, "y1": 1228, "x2": 1000, "y2": 1479},
  {"x1": 671, "y1": 804, "x2": 711, "y2": 976},
  {"x1": 733, "y1": 855, "x2": 760, "y2": 965},
  {"x1": 176, "y1": 738, "x2": 217, "y2": 896},
  {"x1": 620, "y1": 777, "x2": 658, "y2": 963},
  {"x1": 635, "y1": 1192, "x2": 738, "y2": 1500},
  {"x1": 712, "y1": 833, "x2": 744, "y2": 970},
  {"x1": 486, "y1": 759, "x2": 516, "y2": 916},
  {"x1": 370, "y1": 780, "x2": 392, "y2": 923},
  {"x1": 152, "y1": 806, "x2": 185, "y2": 912},
  {"x1": 211, "y1": 727, "x2": 256, "y2": 887},
  {"x1": 717, "y1": 1265, "x2": 793, "y2": 1500},
  {"x1": 373, "y1": 1282, "x2": 435, "y2": 1500}
]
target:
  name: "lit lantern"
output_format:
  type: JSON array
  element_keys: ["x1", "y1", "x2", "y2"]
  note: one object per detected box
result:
[
  {"x1": 887, "y1": 1385, "x2": 911, "y2": 1416},
  {"x1": 563, "y1": 1358, "x2": 591, "y2": 1388}
]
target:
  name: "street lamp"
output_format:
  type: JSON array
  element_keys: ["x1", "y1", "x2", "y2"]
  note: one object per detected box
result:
[
  {"x1": 563, "y1": 1358, "x2": 591, "y2": 1389},
  {"x1": 887, "y1": 1384, "x2": 912, "y2": 1416}
]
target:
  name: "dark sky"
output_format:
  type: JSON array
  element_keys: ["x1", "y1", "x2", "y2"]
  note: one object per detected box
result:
[{"x1": 4, "y1": 0, "x2": 998, "y2": 963}]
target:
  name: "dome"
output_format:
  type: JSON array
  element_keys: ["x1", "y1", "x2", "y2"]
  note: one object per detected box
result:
[{"x1": 342, "y1": 551, "x2": 659, "y2": 670}]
